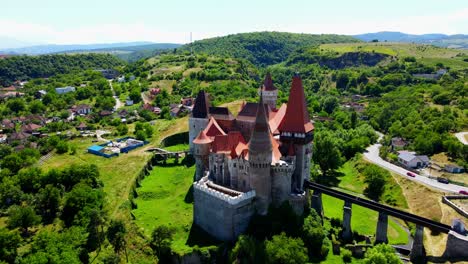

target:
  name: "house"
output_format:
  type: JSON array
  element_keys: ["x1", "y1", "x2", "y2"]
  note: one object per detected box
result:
[
  {"x1": 444, "y1": 164, "x2": 465, "y2": 174},
  {"x1": 125, "y1": 97, "x2": 134, "y2": 106},
  {"x1": 398, "y1": 151, "x2": 430, "y2": 169},
  {"x1": 74, "y1": 104, "x2": 92, "y2": 115},
  {"x1": 35, "y1": 90, "x2": 47, "y2": 99},
  {"x1": 99, "y1": 110, "x2": 113, "y2": 117},
  {"x1": 55, "y1": 86, "x2": 76, "y2": 94},
  {"x1": 7, "y1": 132, "x2": 31, "y2": 144},
  {"x1": 181, "y1": 97, "x2": 194, "y2": 106},
  {"x1": 95, "y1": 69, "x2": 119, "y2": 80},
  {"x1": 1, "y1": 119, "x2": 15, "y2": 130},
  {"x1": 0, "y1": 92, "x2": 24, "y2": 99},
  {"x1": 77, "y1": 122, "x2": 88, "y2": 131},
  {"x1": 391, "y1": 137, "x2": 407, "y2": 151},
  {"x1": 129, "y1": 75, "x2": 136, "y2": 81},
  {"x1": 150, "y1": 88, "x2": 161, "y2": 96},
  {"x1": 0, "y1": 134, "x2": 7, "y2": 143},
  {"x1": 21, "y1": 123, "x2": 42, "y2": 133},
  {"x1": 117, "y1": 76, "x2": 126, "y2": 83},
  {"x1": 118, "y1": 109, "x2": 128, "y2": 118}
]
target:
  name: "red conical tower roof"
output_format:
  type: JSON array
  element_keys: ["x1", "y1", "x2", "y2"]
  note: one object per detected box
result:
[
  {"x1": 193, "y1": 130, "x2": 212, "y2": 144},
  {"x1": 262, "y1": 72, "x2": 277, "y2": 91},
  {"x1": 278, "y1": 74, "x2": 314, "y2": 134}
]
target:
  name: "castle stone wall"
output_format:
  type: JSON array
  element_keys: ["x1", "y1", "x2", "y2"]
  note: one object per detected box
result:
[{"x1": 193, "y1": 178, "x2": 256, "y2": 241}]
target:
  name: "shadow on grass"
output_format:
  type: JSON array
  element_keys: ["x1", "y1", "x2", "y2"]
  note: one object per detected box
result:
[
  {"x1": 186, "y1": 223, "x2": 221, "y2": 248},
  {"x1": 315, "y1": 171, "x2": 344, "y2": 187},
  {"x1": 184, "y1": 185, "x2": 193, "y2": 203}
]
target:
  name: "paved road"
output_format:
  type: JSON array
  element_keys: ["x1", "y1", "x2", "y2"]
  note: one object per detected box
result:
[
  {"x1": 363, "y1": 133, "x2": 468, "y2": 194},
  {"x1": 109, "y1": 80, "x2": 123, "y2": 110},
  {"x1": 455, "y1": 132, "x2": 468, "y2": 145}
]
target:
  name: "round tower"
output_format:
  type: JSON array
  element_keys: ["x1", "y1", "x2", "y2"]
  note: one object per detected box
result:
[
  {"x1": 189, "y1": 90, "x2": 210, "y2": 154},
  {"x1": 193, "y1": 131, "x2": 212, "y2": 181},
  {"x1": 249, "y1": 96, "x2": 273, "y2": 215}
]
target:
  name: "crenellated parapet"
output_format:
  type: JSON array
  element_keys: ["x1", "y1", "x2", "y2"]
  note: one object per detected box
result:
[{"x1": 194, "y1": 176, "x2": 256, "y2": 206}]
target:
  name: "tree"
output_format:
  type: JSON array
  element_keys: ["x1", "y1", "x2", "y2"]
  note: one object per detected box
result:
[
  {"x1": 135, "y1": 130, "x2": 146, "y2": 141},
  {"x1": 56, "y1": 140, "x2": 69, "y2": 154},
  {"x1": 61, "y1": 183, "x2": 104, "y2": 227},
  {"x1": 362, "y1": 164, "x2": 388, "y2": 201},
  {"x1": 129, "y1": 88, "x2": 142, "y2": 103},
  {"x1": 363, "y1": 244, "x2": 402, "y2": 264},
  {"x1": 107, "y1": 219, "x2": 127, "y2": 262},
  {"x1": 0, "y1": 228, "x2": 22, "y2": 263},
  {"x1": 7, "y1": 205, "x2": 41, "y2": 235},
  {"x1": 313, "y1": 131, "x2": 343, "y2": 176},
  {"x1": 264, "y1": 232, "x2": 308, "y2": 264},
  {"x1": 21, "y1": 227, "x2": 86, "y2": 264},
  {"x1": 302, "y1": 209, "x2": 325, "y2": 257},
  {"x1": 116, "y1": 124, "x2": 128, "y2": 136},
  {"x1": 230, "y1": 235, "x2": 263, "y2": 264},
  {"x1": 36, "y1": 185, "x2": 61, "y2": 223},
  {"x1": 86, "y1": 209, "x2": 107, "y2": 256},
  {"x1": 150, "y1": 225, "x2": 175, "y2": 261},
  {"x1": 6, "y1": 98, "x2": 26, "y2": 113}
]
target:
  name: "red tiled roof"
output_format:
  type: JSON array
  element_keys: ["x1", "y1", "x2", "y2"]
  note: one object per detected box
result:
[
  {"x1": 262, "y1": 72, "x2": 277, "y2": 91},
  {"x1": 269, "y1": 103, "x2": 287, "y2": 135},
  {"x1": 212, "y1": 131, "x2": 246, "y2": 154},
  {"x1": 193, "y1": 130, "x2": 212, "y2": 144},
  {"x1": 278, "y1": 74, "x2": 314, "y2": 134},
  {"x1": 203, "y1": 117, "x2": 226, "y2": 138}
]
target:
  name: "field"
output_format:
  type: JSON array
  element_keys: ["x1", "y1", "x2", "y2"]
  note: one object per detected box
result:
[
  {"x1": 41, "y1": 117, "x2": 188, "y2": 220},
  {"x1": 320, "y1": 42, "x2": 468, "y2": 69},
  {"x1": 132, "y1": 160, "x2": 199, "y2": 254}
]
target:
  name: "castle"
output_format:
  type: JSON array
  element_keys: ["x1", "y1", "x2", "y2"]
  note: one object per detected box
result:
[{"x1": 190, "y1": 73, "x2": 314, "y2": 241}]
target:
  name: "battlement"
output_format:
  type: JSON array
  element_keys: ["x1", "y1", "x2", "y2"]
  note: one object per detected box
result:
[
  {"x1": 194, "y1": 176, "x2": 256, "y2": 205},
  {"x1": 272, "y1": 161, "x2": 295, "y2": 173}
]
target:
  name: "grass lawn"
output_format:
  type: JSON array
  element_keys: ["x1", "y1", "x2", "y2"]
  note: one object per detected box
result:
[
  {"x1": 132, "y1": 160, "x2": 199, "y2": 254},
  {"x1": 322, "y1": 194, "x2": 408, "y2": 245},
  {"x1": 164, "y1": 143, "x2": 189, "y2": 152},
  {"x1": 336, "y1": 157, "x2": 408, "y2": 209}
]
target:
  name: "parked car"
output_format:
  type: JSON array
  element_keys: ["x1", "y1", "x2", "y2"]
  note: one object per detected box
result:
[
  {"x1": 437, "y1": 177, "x2": 449, "y2": 184},
  {"x1": 459, "y1": 190, "x2": 468, "y2": 195},
  {"x1": 406, "y1": 172, "x2": 416, "y2": 177}
]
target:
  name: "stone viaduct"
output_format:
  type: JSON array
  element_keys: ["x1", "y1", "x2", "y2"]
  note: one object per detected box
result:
[{"x1": 304, "y1": 180, "x2": 468, "y2": 262}]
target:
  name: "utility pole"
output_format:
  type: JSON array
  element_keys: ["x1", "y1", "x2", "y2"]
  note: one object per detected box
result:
[{"x1": 190, "y1": 32, "x2": 193, "y2": 55}]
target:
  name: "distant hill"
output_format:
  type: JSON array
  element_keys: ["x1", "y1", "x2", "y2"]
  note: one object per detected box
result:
[
  {"x1": 61, "y1": 43, "x2": 182, "y2": 62},
  {"x1": 0, "y1": 53, "x2": 124, "y2": 86},
  {"x1": 0, "y1": 42, "x2": 180, "y2": 55},
  {"x1": 353, "y1": 31, "x2": 468, "y2": 49},
  {"x1": 179, "y1": 31, "x2": 361, "y2": 66}
]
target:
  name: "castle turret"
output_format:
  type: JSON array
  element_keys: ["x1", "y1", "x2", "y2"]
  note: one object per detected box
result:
[
  {"x1": 278, "y1": 74, "x2": 314, "y2": 192},
  {"x1": 193, "y1": 130, "x2": 212, "y2": 180},
  {"x1": 248, "y1": 96, "x2": 273, "y2": 215},
  {"x1": 260, "y1": 73, "x2": 278, "y2": 109},
  {"x1": 189, "y1": 90, "x2": 210, "y2": 153}
]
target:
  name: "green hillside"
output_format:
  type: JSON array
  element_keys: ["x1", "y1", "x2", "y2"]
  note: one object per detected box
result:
[
  {"x1": 179, "y1": 31, "x2": 360, "y2": 66},
  {"x1": 0, "y1": 53, "x2": 124, "y2": 86},
  {"x1": 320, "y1": 42, "x2": 468, "y2": 69}
]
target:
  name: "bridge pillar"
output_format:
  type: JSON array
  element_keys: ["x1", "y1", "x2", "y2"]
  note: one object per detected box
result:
[
  {"x1": 375, "y1": 212, "x2": 388, "y2": 244},
  {"x1": 410, "y1": 225, "x2": 426, "y2": 262},
  {"x1": 342, "y1": 200, "x2": 352, "y2": 242},
  {"x1": 311, "y1": 190, "x2": 323, "y2": 217}
]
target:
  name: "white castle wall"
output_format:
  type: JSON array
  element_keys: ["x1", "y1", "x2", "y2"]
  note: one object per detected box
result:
[{"x1": 193, "y1": 177, "x2": 256, "y2": 241}]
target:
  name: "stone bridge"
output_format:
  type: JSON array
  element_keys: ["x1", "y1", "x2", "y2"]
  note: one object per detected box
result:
[
  {"x1": 146, "y1": 148, "x2": 188, "y2": 163},
  {"x1": 304, "y1": 180, "x2": 468, "y2": 262}
]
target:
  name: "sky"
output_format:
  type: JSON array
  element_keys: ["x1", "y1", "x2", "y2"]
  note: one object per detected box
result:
[{"x1": 1, "y1": 0, "x2": 467, "y2": 45}]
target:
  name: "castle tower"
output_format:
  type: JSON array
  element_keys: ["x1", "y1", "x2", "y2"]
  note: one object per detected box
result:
[
  {"x1": 278, "y1": 74, "x2": 314, "y2": 192},
  {"x1": 260, "y1": 73, "x2": 278, "y2": 109},
  {"x1": 189, "y1": 90, "x2": 210, "y2": 153},
  {"x1": 193, "y1": 130, "x2": 212, "y2": 180},
  {"x1": 248, "y1": 96, "x2": 273, "y2": 215}
]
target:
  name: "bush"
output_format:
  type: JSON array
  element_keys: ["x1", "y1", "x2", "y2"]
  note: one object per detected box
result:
[
  {"x1": 56, "y1": 141, "x2": 69, "y2": 154},
  {"x1": 342, "y1": 248, "x2": 352, "y2": 263}
]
